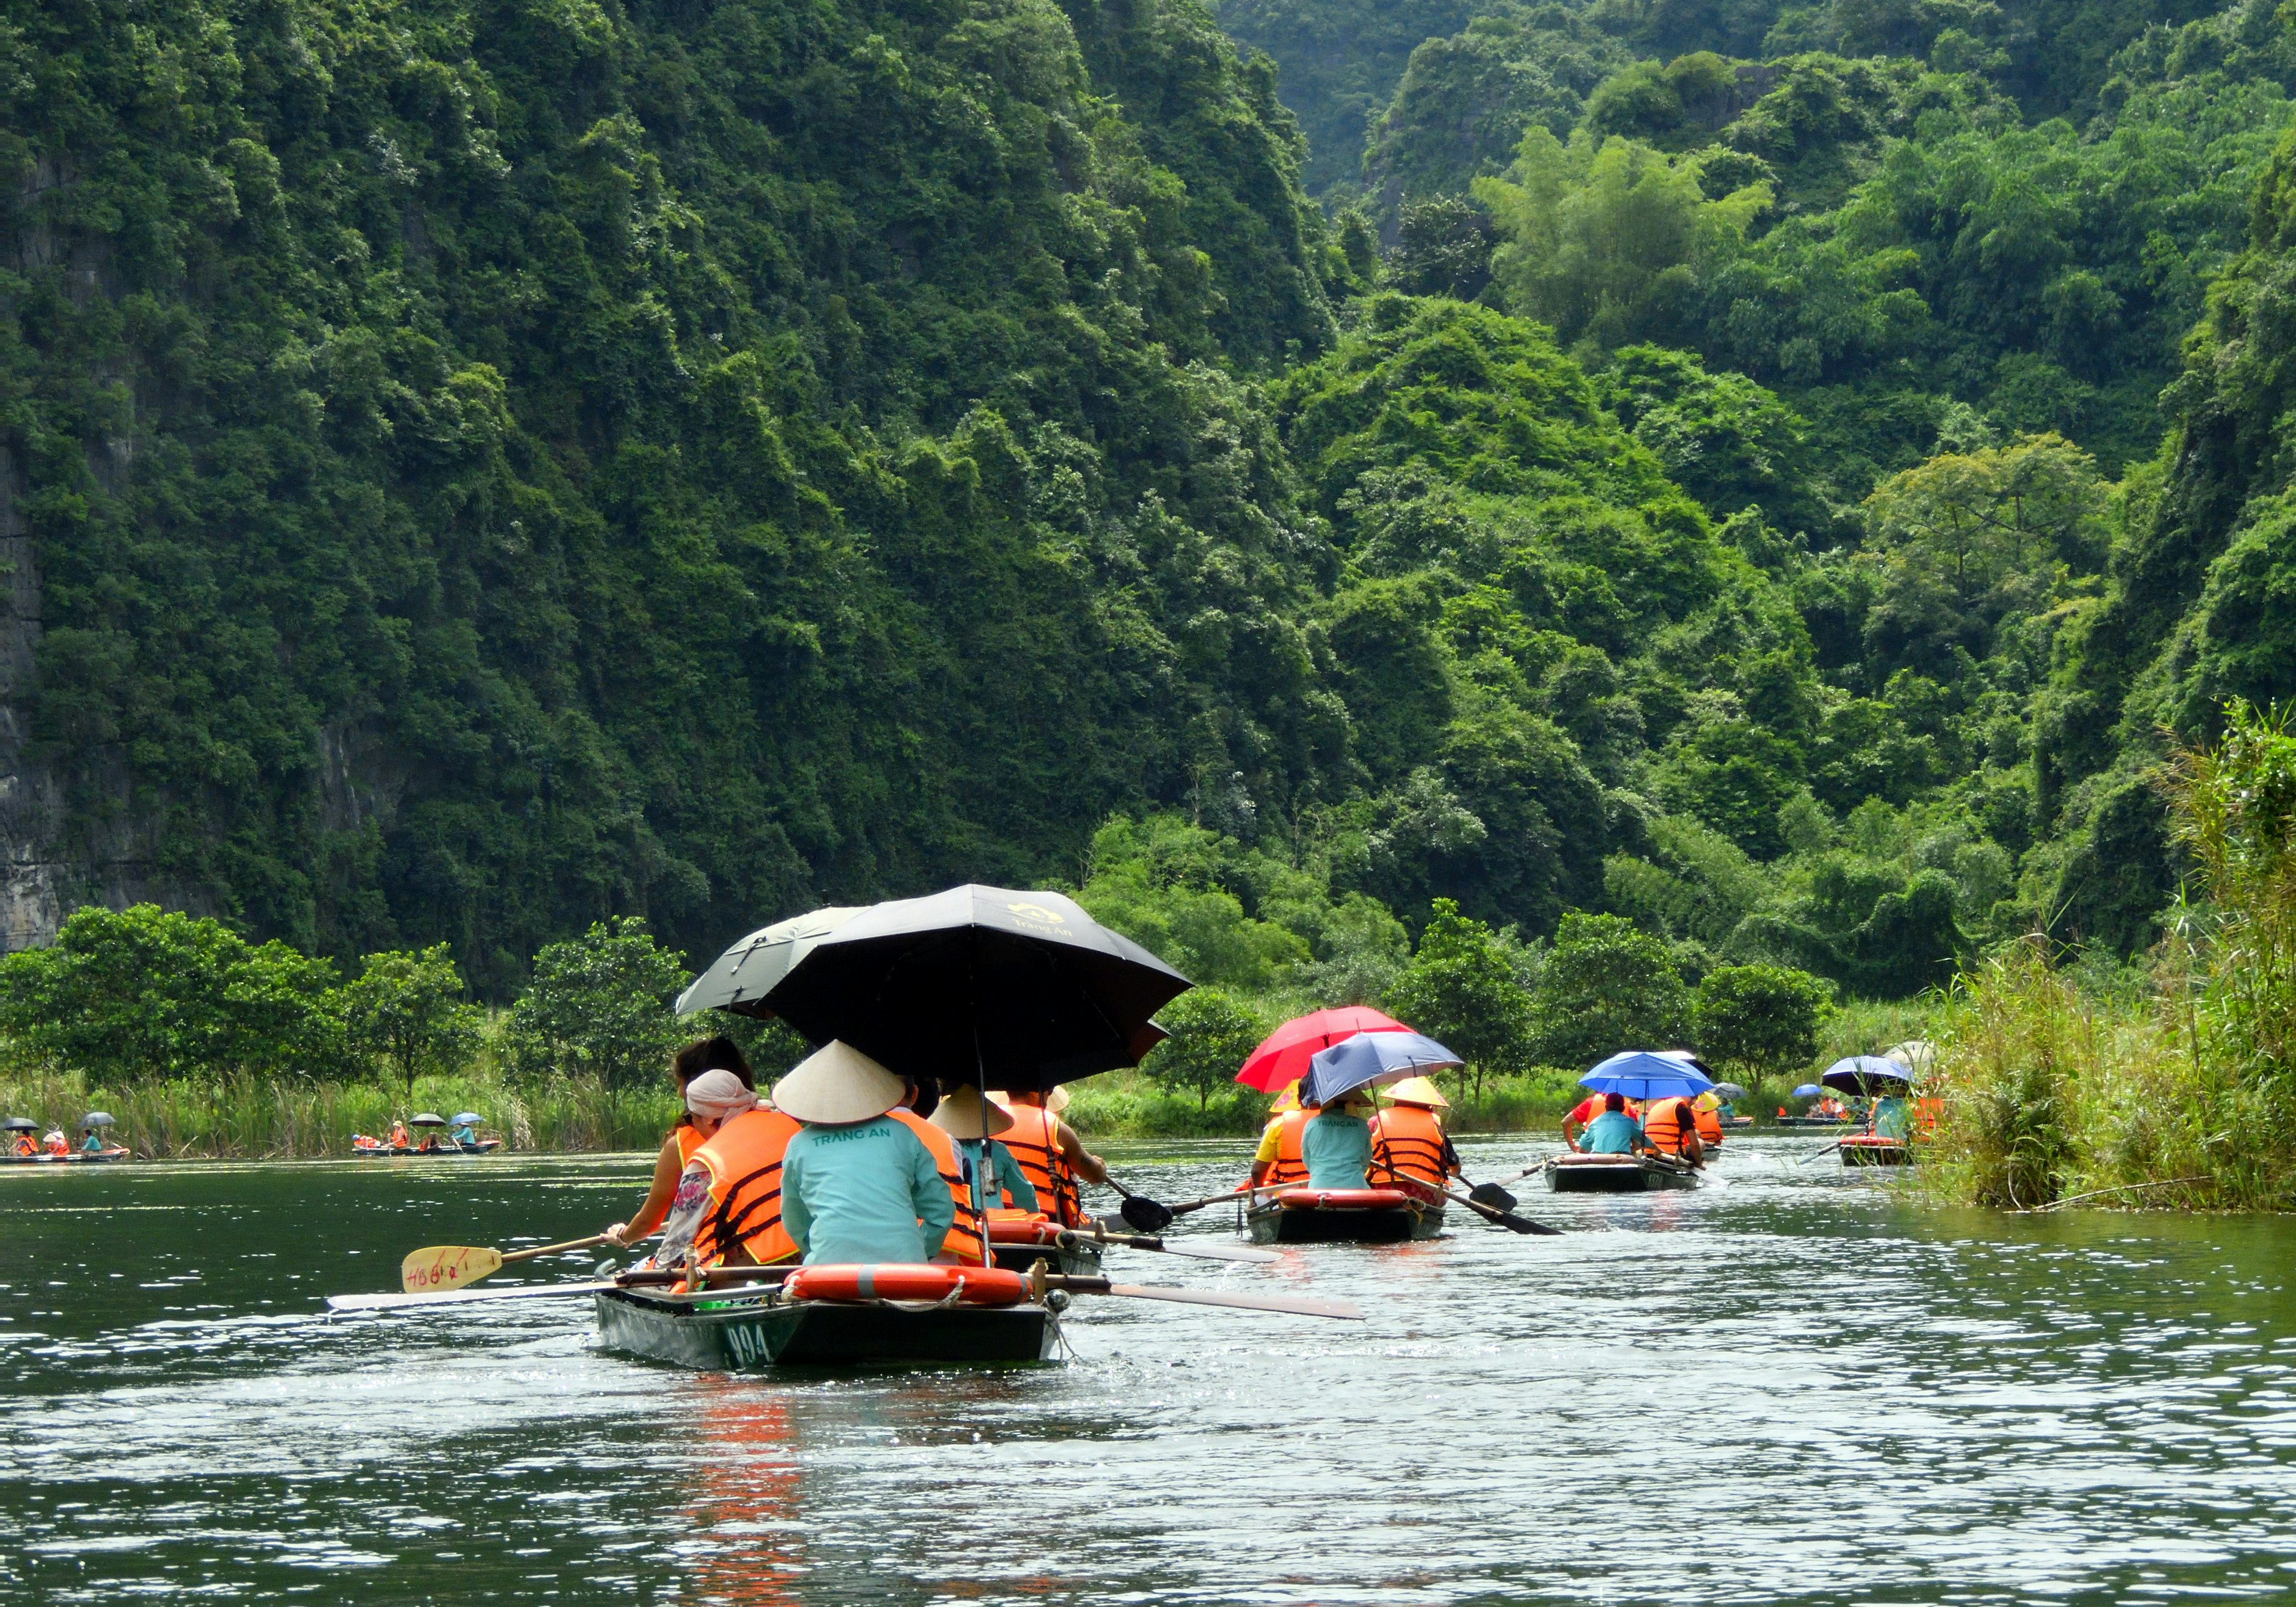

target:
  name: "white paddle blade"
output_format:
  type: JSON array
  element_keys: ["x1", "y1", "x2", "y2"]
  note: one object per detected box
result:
[
  {"x1": 331, "y1": 1278, "x2": 621, "y2": 1313},
  {"x1": 400, "y1": 1245, "x2": 504, "y2": 1294},
  {"x1": 1146, "y1": 1241, "x2": 1283, "y2": 1264},
  {"x1": 1106, "y1": 1283, "x2": 1364, "y2": 1321}
]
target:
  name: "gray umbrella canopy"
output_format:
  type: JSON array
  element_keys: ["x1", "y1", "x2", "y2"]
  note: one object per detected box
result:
[
  {"x1": 679, "y1": 885, "x2": 1190, "y2": 1093},
  {"x1": 2, "y1": 1116, "x2": 35, "y2": 1132},
  {"x1": 675, "y1": 905, "x2": 868, "y2": 1017}
]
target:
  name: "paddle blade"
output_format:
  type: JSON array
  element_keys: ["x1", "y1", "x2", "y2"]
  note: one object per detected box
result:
[
  {"x1": 1467, "y1": 1183, "x2": 1518, "y2": 1213},
  {"x1": 1105, "y1": 1283, "x2": 1364, "y2": 1321},
  {"x1": 401, "y1": 1245, "x2": 503, "y2": 1294},
  {"x1": 332, "y1": 1278, "x2": 620, "y2": 1313},
  {"x1": 1119, "y1": 1196, "x2": 1175, "y2": 1233},
  {"x1": 1145, "y1": 1240, "x2": 1283, "y2": 1264}
]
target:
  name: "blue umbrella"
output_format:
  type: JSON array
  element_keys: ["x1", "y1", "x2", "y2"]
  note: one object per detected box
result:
[
  {"x1": 451, "y1": 1112, "x2": 483, "y2": 1128},
  {"x1": 1820, "y1": 1056, "x2": 1912, "y2": 1094},
  {"x1": 1791, "y1": 1083, "x2": 1824, "y2": 1098},
  {"x1": 1578, "y1": 1051, "x2": 1715, "y2": 1101},
  {"x1": 1305, "y1": 1031, "x2": 1461, "y2": 1107}
]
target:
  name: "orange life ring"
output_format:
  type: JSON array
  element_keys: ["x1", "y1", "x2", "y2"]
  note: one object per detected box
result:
[
  {"x1": 1275, "y1": 1187, "x2": 1415, "y2": 1211},
  {"x1": 985, "y1": 1214, "x2": 1061, "y2": 1245},
  {"x1": 783, "y1": 1263, "x2": 1032, "y2": 1306}
]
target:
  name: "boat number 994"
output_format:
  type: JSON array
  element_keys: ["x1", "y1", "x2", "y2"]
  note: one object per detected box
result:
[{"x1": 722, "y1": 1321, "x2": 770, "y2": 1366}]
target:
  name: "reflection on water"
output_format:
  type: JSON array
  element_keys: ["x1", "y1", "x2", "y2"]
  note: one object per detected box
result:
[{"x1": 4, "y1": 1141, "x2": 2294, "y2": 1603}]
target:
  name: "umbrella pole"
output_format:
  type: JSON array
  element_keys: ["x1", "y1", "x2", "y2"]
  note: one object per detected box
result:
[{"x1": 970, "y1": 953, "x2": 993, "y2": 1268}]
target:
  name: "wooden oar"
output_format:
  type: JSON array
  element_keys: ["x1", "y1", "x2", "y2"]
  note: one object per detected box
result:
[
  {"x1": 1033, "y1": 1270, "x2": 1363, "y2": 1321},
  {"x1": 400, "y1": 1233, "x2": 613, "y2": 1294},
  {"x1": 1799, "y1": 1141, "x2": 1847, "y2": 1165},
  {"x1": 340, "y1": 1264, "x2": 788, "y2": 1313},
  {"x1": 1061, "y1": 1226, "x2": 1281, "y2": 1264},
  {"x1": 1434, "y1": 1184, "x2": 1561, "y2": 1236}
]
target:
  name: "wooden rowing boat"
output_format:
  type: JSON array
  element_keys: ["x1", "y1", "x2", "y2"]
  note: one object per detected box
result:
[
  {"x1": 0, "y1": 1147, "x2": 130, "y2": 1165},
  {"x1": 1546, "y1": 1153, "x2": 1700, "y2": 1192},
  {"x1": 1243, "y1": 1184, "x2": 1443, "y2": 1245},
  {"x1": 350, "y1": 1139, "x2": 504, "y2": 1157},
  {"x1": 594, "y1": 1284, "x2": 1060, "y2": 1370},
  {"x1": 1772, "y1": 1116, "x2": 1855, "y2": 1131},
  {"x1": 1839, "y1": 1135, "x2": 1912, "y2": 1166}
]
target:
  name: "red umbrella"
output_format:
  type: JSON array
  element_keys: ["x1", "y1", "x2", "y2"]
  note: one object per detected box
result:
[{"x1": 1235, "y1": 1006, "x2": 1413, "y2": 1092}]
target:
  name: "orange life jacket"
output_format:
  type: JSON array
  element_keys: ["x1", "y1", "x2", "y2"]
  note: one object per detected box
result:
[
  {"x1": 1692, "y1": 1103, "x2": 1723, "y2": 1145},
  {"x1": 1914, "y1": 1096, "x2": 1943, "y2": 1138},
  {"x1": 1371, "y1": 1105, "x2": 1453, "y2": 1187},
  {"x1": 689, "y1": 1108, "x2": 802, "y2": 1267},
  {"x1": 889, "y1": 1109, "x2": 987, "y2": 1264},
  {"x1": 675, "y1": 1123, "x2": 708, "y2": 1166},
  {"x1": 1265, "y1": 1108, "x2": 1313, "y2": 1186},
  {"x1": 996, "y1": 1101, "x2": 1082, "y2": 1226},
  {"x1": 42, "y1": 1132, "x2": 66, "y2": 1155},
  {"x1": 14, "y1": 1134, "x2": 35, "y2": 1156},
  {"x1": 1642, "y1": 1097, "x2": 1699, "y2": 1157}
]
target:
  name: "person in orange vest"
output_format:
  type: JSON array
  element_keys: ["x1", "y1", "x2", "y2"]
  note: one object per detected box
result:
[
  {"x1": 606, "y1": 1036, "x2": 758, "y2": 1249},
  {"x1": 888, "y1": 1079, "x2": 987, "y2": 1264},
  {"x1": 387, "y1": 1119, "x2": 411, "y2": 1150},
  {"x1": 1563, "y1": 1089, "x2": 1638, "y2": 1152},
  {"x1": 1371, "y1": 1076, "x2": 1459, "y2": 1189},
  {"x1": 1641, "y1": 1096, "x2": 1706, "y2": 1166},
  {"x1": 41, "y1": 1128, "x2": 68, "y2": 1156},
  {"x1": 652, "y1": 1069, "x2": 802, "y2": 1273},
  {"x1": 1248, "y1": 1082, "x2": 1318, "y2": 1189},
  {"x1": 774, "y1": 1043, "x2": 955, "y2": 1266},
  {"x1": 1689, "y1": 1091, "x2": 1726, "y2": 1148},
  {"x1": 988, "y1": 1085, "x2": 1105, "y2": 1226},
  {"x1": 10, "y1": 1131, "x2": 32, "y2": 1158}
]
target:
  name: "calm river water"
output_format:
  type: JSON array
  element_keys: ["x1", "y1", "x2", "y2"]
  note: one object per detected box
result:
[{"x1": 4, "y1": 1137, "x2": 2294, "y2": 1605}]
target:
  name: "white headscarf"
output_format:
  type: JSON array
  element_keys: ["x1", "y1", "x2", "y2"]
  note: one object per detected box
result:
[{"x1": 684, "y1": 1068, "x2": 758, "y2": 1122}]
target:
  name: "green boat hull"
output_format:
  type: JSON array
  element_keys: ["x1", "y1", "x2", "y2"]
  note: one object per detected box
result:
[
  {"x1": 1546, "y1": 1155, "x2": 1700, "y2": 1192},
  {"x1": 1840, "y1": 1138, "x2": 1912, "y2": 1166},
  {"x1": 1243, "y1": 1199, "x2": 1443, "y2": 1245},
  {"x1": 595, "y1": 1287, "x2": 1060, "y2": 1370}
]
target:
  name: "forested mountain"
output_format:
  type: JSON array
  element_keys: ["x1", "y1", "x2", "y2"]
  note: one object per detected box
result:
[{"x1": 5, "y1": 0, "x2": 2295, "y2": 1004}]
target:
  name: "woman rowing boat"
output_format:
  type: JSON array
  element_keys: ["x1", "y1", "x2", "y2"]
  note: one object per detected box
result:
[{"x1": 604, "y1": 1037, "x2": 756, "y2": 1249}]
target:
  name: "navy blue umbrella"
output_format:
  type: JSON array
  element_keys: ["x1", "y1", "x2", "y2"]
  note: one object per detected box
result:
[
  {"x1": 1579, "y1": 1052, "x2": 1715, "y2": 1101},
  {"x1": 1820, "y1": 1056, "x2": 1912, "y2": 1095},
  {"x1": 1304, "y1": 1031, "x2": 1461, "y2": 1106}
]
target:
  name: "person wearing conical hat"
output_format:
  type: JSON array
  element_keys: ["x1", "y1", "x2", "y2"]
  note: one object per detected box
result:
[
  {"x1": 930, "y1": 1086, "x2": 1037, "y2": 1226},
  {"x1": 774, "y1": 1043, "x2": 955, "y2": 1266},
  {"x1": 1371, "y1": 1076, "x2": 1460, "y2": 1190}
]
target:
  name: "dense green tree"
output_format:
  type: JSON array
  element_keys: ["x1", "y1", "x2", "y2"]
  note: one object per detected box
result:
[
  {"x1": 1385, "y1": 897, "x2": 1534, "y2": 1097},
  {"x1": 500, "y1": 919, "x2": 688, "y2": 1086},
  {"x1": 1140, "y1": 987, "x2": 1270, "y2": 1110},
  {"x1": 344, "y1": 945, "x2": 486, "y2": 1098},
  {"x1": 0, "y1": 906, "x2": 342, "y2": 1082},
  {"x1": 1693, "y1": 961, "x2": 1832, "y2": 1079},
  {"x1": 1528, "y1": 910, "x2": 1693, "y2": 1065}
]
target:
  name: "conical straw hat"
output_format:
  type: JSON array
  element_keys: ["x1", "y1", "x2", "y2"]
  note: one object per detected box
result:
[
  {"x1": 770, "y1": 1041, "x2": 906, "y2": 1125},
  {"x1": 1385, "y1": 1075, "x2": 1449, "y2": 1109},
  {"x1": 988, "y1": 1086, "x2": 1071, "y2": 1117},
  {"x1": 930, "y1": 1085, "x2": 1013, "y2": 1138}
]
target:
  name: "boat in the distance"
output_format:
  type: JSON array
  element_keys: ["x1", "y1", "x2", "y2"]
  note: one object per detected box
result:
[
  {"x1": 594, "y1": 1264, "x2": 1059, "y2": 1370},
  {"x1": 2, "y1": 1113, "x2": 130, "y2": 1163},
  {"x1": 1773, "y1": 1114, "x2": 1855, "y2": 1131},
  {"x1": 352, "y1": 1111, "x2": 503, "y2": 1157},
  {"x1": 1546, "y1": 1153, "x2": 1700, "y2": 1192},
  {"x1": 1244, "y1": 1184, "x2": 1443, "y2": 1244},
  {"x1": 1839, "y1": 1135, "x2": 1912, "y2": 1166}
]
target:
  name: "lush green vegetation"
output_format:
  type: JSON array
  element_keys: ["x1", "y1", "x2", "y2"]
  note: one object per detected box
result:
[{"x1": 13, "y1": 0, "x2": 2296, "y2": 1181}]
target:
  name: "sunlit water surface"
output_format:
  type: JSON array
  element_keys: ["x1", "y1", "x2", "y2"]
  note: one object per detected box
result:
[{"x1": 4, "y1": 1138, "x2": 2294, "y2": 1605}]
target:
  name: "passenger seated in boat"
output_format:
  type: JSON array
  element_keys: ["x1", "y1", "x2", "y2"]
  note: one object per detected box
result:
[
  {"x1": 10, "y1": 1131, "x2": 33, "y2": 1157},
  {"x1": 652, "y1": 1069, "x2": 804, "y2": 1273},
  {"x1": 1563, "y1": 1090, "x2": 1638, "y2": 1153},
  {"x1": 989, "y1": 1086, "x2": 1103, "y2": 1226},
  {"x1": 81, "y1": 1129, "x2": 104, "y2": 1154},
  {"x1": 606, "y1": 1037, "x2": 757, "y2": 1248},
  {"x1": 1641, "y1": 1096, "x2": 1706, "y2": 1166},
  {"x1": 1372, "y1": 1077, "x2": 1458, "y2": 1189},
  {"x1": 889, "y1": 1080, "x2": 987, "y2": 1264},
  {"x1": 1871, "y1": 1095, "x2": 1912, "y2": 1140},
  {"x1": 1301, "y1": 1090, "x2": 1378, "y2": 1189},
  {"x1": 774, "y1": 1043, "x2": 956, "y2": 1266},
  {"x1": 1580, "y1": 1093, "x2": 1655, "y2": 1156},
  {"x1": 932, "y1": 1086, "x2": 1037, "y2": 1238},
  {"x1": 1250, "y1": 1083, "x2": 1318, "y2": 1190},
  {"x1": 387, "y1": 1120, "x2": 411, "y2": 1150},
  {"x1": 41, "y1": 1129, "x2": 68, "y2": 1156}
]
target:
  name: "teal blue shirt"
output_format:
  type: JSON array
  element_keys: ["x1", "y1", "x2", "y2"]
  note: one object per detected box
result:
[
  {"x1": 780, "y1": 1116, "x2": 955, "y2": 1265},
  {"x1": 1302, "y1": 1108, "x2": 1375, "y2": 1190},
  {"x1": 1872, "y1": 1096, "x2": 1912, "y2": 1139},
  {"x1": 957, "y1": 1136, "x2": 1037, "y2": 1216},
  {"x1": 1583, "y1": 1110, "x2": 1644, "y2": 1154}
]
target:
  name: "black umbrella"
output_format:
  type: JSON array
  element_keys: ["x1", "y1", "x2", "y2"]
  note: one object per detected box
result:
[
  {"x1": 2, "y1": 1116, "x2": 35, "y2": 1132},
  {"x1": 685, "y1": 885, "x2": 1190, "y2": 1094}
]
